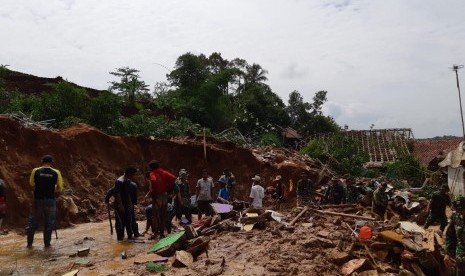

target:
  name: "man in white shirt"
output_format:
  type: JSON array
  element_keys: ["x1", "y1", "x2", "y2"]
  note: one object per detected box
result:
[
  {"x1": 250, "y1": 175, "x2": 265, "y2": 208},
  {"x1": 196, "y1": 169, "x2": 214, "y2": 220}
]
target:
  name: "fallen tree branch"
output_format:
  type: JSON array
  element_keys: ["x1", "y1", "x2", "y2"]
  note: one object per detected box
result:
[{"x1": 289, "y1": 206, "x2": 308, "y2": 226}]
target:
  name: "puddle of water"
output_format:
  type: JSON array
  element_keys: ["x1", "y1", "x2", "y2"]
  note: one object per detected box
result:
[{"x1": 0, "y1": 221, "x2": 150, "y2": 275}]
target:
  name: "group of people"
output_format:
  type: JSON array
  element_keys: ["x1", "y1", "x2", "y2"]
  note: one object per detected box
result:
[
  {"x1": 295, "y1": 173, "x2": 365, "y2": 207},
  {"x1": 21, "y1": 154, "x2": 465, "y2": 275},
  {"x1": 104, "y1": 163, "x2": 254, "y2": 240}
]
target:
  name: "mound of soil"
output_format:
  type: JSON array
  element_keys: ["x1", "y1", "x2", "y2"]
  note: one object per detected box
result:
[{"x1": 0, "y1": 117, "x2": 319, "y2": 229}]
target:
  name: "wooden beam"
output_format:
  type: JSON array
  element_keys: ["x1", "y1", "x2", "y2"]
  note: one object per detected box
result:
[
  {"x1": 289, "y1": 206, "x2": 308, "y2": 226},
  {"x1": 312, "y1": 209, "x2": 375, "y2": 221}
]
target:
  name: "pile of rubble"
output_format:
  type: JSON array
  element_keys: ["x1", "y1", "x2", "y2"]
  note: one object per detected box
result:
[{"x1": 77, "y1": 197, "x2": 444, "y2": 276}]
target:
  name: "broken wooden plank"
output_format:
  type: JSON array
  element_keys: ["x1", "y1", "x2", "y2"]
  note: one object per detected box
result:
[
  {"x1": 320, "y1": 204, "x2": 358, "y2": 208},
  {"x1": 410, "y1": 262, "x2": 426, "y2": 276},
  {"x1": 312, "y1": 209, "x2": 375, "y2": 221},
  {"x1": 289, "y1": 206, "x2": 308, "y2": 226}
]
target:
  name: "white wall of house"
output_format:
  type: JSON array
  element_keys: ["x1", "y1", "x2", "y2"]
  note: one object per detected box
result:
[{"x1": 448, "y1": 166, "x2": 465, "y2": 198}]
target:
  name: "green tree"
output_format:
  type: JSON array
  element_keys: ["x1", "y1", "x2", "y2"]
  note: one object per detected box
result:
[
  {"x1": 34, "y1": 81, "x2": 89, "y2": 127},
  {"x1": 167, "y1": 53, "x2": 209, "y2": 90},
  {"x1": 301, "y1": 135, "x2": 368, "y2": 176},
  {"x1": 87, "y1": 91, "x2": 122, "y2": 129},
  {"x1": 286, "y1": 90, "x2": 339, "y2": 136},
  {"x1": 109, "y1": 67, "x2": 149, "y2": 106},
  {"x1": 234, "y1": 84, "x2": 290, "y2": 134}
]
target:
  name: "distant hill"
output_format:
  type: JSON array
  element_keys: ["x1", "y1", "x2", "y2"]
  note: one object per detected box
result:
[{"x1": 3, "y1": 69, "x2": 103, "y2": 97}]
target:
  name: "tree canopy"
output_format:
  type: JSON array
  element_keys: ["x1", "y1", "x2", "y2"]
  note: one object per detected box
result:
[{"x1": 1, "y1": 51, "x2": 340, "y2": 143}]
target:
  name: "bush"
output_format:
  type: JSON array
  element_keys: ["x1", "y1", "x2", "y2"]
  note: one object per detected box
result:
[
  {"x1": 259, "y1": 131, "x2": 283, "y2": 147},
  {"x1": 301, "y1": 135, "x2": 369, "y2": 176},
  {"x1": 109, "y1": 114, "x2": 202, "y2": 139},
  {"x1": 385, "y1": 146, "x2": 424, "y2": 186}
]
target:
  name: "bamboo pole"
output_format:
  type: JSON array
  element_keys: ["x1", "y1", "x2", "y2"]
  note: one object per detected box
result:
[{"x1": 312, "y1": 209, "x2": 375, "y2": 221}]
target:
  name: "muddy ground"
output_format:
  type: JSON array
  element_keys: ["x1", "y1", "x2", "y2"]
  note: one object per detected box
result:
[{"x1": 0, "y1": 211, "x2": 343, "y2": 276}]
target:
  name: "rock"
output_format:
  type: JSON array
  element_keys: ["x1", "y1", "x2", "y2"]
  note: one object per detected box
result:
[
  {"x1": 301, "y1": 237, "x2": 335, "y2": 248},
  {"x1": 317, "y1": 230, "x2": 331, "y2": 238},
  {"x1": 77, "y1": 247, "x2": 90, "y2": 257},
  {"x1": 329, "y1": 249, "x2": 350, "y2": 265},
  {"x1": 173, "y1": 250, "x2": 193, "y2": 267},
  {"x1": 341, "y1": 259, "x2": 366, "y2": 275}
]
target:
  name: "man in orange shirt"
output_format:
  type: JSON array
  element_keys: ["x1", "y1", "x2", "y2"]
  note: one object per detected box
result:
[{"x1": 148, "y1": 160, "x2": 175, "y2": 238}]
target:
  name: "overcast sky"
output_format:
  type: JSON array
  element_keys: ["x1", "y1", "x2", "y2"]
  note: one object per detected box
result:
[{"x1": 1, "y1": 0, "x2": 465, "y2": 138}]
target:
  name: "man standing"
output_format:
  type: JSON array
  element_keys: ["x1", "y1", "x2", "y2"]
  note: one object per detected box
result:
[
  {"x1": 273, "y1": 175, "x2": 286, "y2": 203},
  {"x1": 372, "y1": 182, "x2": 389, "y2": 219},
  {"x1": 105, "y1": 166, "x2": 138, "y2": 240},
  {"x1": 424, "y1": 184, "x2": 451, "y2": 232},
  {"x1": 148, "y1": 160, "x2": 176, "y2": 239},
  {"x1": 217, "y1": 179, "x2": 230, "y2": 204},
  {"x1": 345, "y1": 178, "x2": 360, "y2": 204},
  {"x1": 250, "y1": 175, "x2": 265, "y2": 208},
  {"x1": 445, "y1": 196, "x2": 465, "y2": 275},
  {"x1": 324, "y1": 177, "x2": 346, "y2": 205},
  {"x1": 296, "y1": 172, "x2": 313, "y2": 207},
  {"x1": 174, "y1": 169, "x2": 192, "y2": 224},
  {"x1": 26, "y1": 155, "x2": 63, "y2": 248},
  {"x1": 219, "y1": 169, "x2": 235, "y2": 200},
  {"x1": 196, "y1": 169, "x2": 214, "y2": 220},
  {"x1": 0, "y1": 178, "x2": 6, "y2": 233}
]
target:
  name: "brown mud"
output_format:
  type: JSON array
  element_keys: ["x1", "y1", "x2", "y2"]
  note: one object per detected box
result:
[{"x1": 0, "y1": 117, "x2": 317, "y2": 229}]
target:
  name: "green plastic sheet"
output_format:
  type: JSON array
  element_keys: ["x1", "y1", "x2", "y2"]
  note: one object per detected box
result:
[
  {"x1": 148, "y1": 231, "x2": 185, "y2": 253},
  {"x1": 146, "y1": 262, "x2": 167, "y2": 273}
]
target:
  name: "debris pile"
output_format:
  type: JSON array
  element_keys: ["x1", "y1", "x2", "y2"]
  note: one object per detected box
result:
[{"x1": 70, "y1": 198, "x2": 445, "y2": 275}]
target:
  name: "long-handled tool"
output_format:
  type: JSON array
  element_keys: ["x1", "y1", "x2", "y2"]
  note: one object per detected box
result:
[
  {"x1": 54, "y1": 207, "x2": 58, "y2": 239},
  {"x1": 107, "y1": 203, "x2": 113, "y2": 235}
]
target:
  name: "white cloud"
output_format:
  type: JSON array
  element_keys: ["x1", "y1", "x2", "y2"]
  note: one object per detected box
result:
[{"x1": 1, "y1": 0, "x2": 465, "y2": 138}]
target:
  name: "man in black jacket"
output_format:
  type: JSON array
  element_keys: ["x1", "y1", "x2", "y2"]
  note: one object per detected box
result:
[{"x1": 105, "y1": 166, "x2": 138, "y2": 240}]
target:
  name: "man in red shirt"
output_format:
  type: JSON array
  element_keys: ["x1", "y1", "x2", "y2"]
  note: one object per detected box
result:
[{"x1": 148, "y1": 160, "x2": 175, "y2": 238}]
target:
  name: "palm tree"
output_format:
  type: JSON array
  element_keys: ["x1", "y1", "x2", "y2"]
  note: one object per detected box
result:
[{"x1": 245, "y1": 63, "x2": 268, "y2": 85}]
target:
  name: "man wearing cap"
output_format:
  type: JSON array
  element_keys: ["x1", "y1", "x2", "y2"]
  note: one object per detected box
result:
[
  {"x1": 26, "y1": 155, "x2": 63, "y2": 248},
  {"x1": 250, "y1": 175, "x2": 265, "y2": 208},
  {"x1": 217, "y1": 179, "x2": 230, "y2": 204},
  {"x1": 148, "y1": 160, "x2": 176, "y2": 239},
  {"x1": 424, "y1": 184, "x2": 451, "y2": 232},
  {"x1": 445, "y1": 196, "x2": 465, "y2": 275},
  {"x1": 296, "y1": 172, "x2": 313, "y2": 207},
  {"x1": 218, "y1": 169, "x2": 236, "y2": 200},
  {"x1": 174, "y1": 169, "x2": 191, "y2": 224},
  {"x1": 372, "y1": 182, "x2": 389, "y2": 219}
]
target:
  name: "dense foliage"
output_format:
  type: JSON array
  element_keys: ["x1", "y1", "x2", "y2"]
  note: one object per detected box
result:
[
  {"x1": 301, "y1": 135, "x2": 369, "y2": 176},
  {"x1": 0, "y1": 56, "x2": 427, "y2": 182},
  {"x1": 0, "y1": 52, "x2": 338, "y2": 142},
  {"x1": 385, "y1": 145, "x2": 424, "y2": 186}
]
